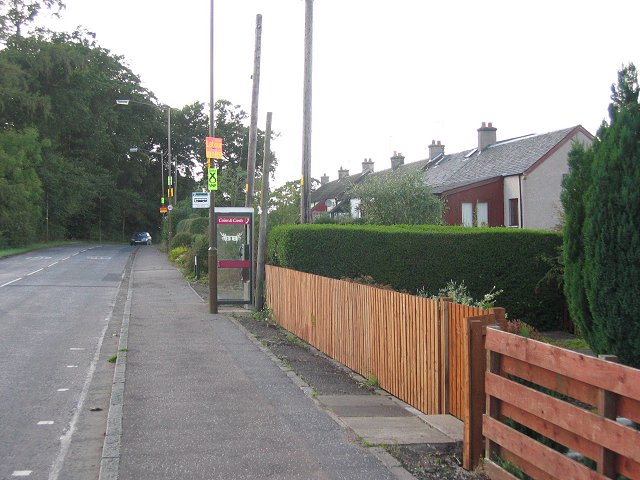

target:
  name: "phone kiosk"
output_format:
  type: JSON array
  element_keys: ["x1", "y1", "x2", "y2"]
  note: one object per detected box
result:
[{"x1": 215, "y1": 207, "x2": 254, "y2": 305}]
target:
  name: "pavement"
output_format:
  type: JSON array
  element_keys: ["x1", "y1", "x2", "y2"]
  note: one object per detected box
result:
[{"x1": 99, "y1": 246, "x2": 463, "y2": 480}]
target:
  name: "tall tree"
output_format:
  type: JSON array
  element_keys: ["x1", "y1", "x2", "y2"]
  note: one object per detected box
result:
[
  {"x1": 349, "y1": 169, "x2": 444, "y2": 225},
  {"x1": 562, "y1": 64, "x2": 640, "y2": 367},
  {"x1": 0, "y1": 128, "x2": 42, "y2": 246},
  {"x1": 0, "y1": 0, "x2": 65, "y2": 40}
]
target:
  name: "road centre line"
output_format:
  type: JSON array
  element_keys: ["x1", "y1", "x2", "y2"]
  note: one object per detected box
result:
[
  {"x1": 47, "y1": 262, "x2": 58, "y2": 267},
  {"x1": 26, "y1": 269, "x2": 44, "y2": 276},
  {"x1": 12, "y1": 471, "x2": 32, "y2": 477},
  {"x1": 57, "y1": 388, "x2": 69, "y2": 392},
  {"x1": 69, "y1": 348, "x2": 85, "y2": 351},
  {"x1": 37, "y1": 421, "x2": 54, "y2": 425},
  {"x1": 1, "y1": 278, "x2": 22, "y2": 288}
]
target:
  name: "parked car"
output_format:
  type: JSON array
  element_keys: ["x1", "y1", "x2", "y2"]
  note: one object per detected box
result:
[{"x1": 130, "y1": 232, "x2": 152, "y2": 246}]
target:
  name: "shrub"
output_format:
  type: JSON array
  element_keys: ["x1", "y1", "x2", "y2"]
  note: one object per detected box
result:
[
  {"x1": 268, "y1": 224, "x2": 563, "y2": 330},
  {"x1": 170, "y1": 232, "x2": 193, "y2": 249}
]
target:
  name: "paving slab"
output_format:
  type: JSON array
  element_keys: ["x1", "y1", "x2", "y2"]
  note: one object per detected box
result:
[
  {"x1": 422, "y1": 414, "x2": 464, "y2": 442},
  {"x1": 340, "y1": 417, "x2": 454, "y2": 445}
]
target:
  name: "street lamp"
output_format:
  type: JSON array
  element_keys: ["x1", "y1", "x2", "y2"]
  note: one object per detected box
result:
[{"x1": 116, "y1": 98, "x2": 175, "y2": 246}]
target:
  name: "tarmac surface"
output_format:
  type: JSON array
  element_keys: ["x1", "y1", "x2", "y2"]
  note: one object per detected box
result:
[{"x1": 100, "y1": 247, "x2": 463, "y2": 479}]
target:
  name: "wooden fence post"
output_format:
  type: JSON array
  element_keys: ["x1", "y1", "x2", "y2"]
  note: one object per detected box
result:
[
  {"x1": 597, "y1": 354, "x2": 618, "y2": 477},
  {"x1": 440, "y1": 297, "x2": 452, "y2": 414},
  {"x1": 489, "y1": 307, "x2": 506, "y2": 328},
  {"x1": 464, "y1": 318, "x2": 487, "y2": 470}
]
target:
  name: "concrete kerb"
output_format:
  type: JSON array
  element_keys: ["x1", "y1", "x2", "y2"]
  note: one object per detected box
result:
[{"x1": 98, "y1": 251, "x2": 135, "y2": 480}]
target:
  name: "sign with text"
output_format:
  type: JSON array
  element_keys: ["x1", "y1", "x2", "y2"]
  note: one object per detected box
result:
[
  {"x1": 205, "y1": 137, "x2": 223, "y2": 160},
  {"x1": 192, "y1": 192, "x2": 210, "y2": 208},
  {"x1": 208, "y1": 167, "x2": 218, "y2": 191},
  {"x1": 217, "y1": 217, "x2": 251, "y2": 225}
]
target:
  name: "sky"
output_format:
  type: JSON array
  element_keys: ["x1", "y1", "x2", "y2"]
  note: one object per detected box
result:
[{"x1": 42, "y1": 0, "x2": 640, "y2": 187}]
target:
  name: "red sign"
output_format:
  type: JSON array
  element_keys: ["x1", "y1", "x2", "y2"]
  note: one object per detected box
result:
[
  {"x1": 218, "y1": 260, "x2": 251, "y2": 269},
  {"x1": 217, "y1": 217, "x2": 250, "y2": 225}
]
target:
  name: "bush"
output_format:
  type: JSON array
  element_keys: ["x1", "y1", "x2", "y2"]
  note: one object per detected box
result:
[
  {"x1": 170, "y1": 232, "x2": 193, "y2": 249},
  {"x1": 189, "y1": 233, "x2": 209, "y2": 276},
  {"x1": 177, "y1": 217, "x2": 209, "y2": 235},
  {"x1": 268, "y1": 224, "x2": 563, "y2": 330}
]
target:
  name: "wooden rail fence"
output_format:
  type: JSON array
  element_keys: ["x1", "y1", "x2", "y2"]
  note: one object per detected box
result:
[{"x1": 482, "y1": 327, "x2": 640, "y2": 480}]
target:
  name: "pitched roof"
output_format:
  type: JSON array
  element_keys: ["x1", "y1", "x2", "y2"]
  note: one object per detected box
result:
[
  {"x1": 310, "y1": 125, "x2": 590, "y2": 201},
  {"x1": 310, "y1": 170, "x2": 369, "y2": 204},
  {"x1": 423, "y1": 126, "x2": 583, "y2": 193}
]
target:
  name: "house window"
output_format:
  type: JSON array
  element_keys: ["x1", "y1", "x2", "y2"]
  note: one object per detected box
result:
[
  {"x1": 509, "y1": 198, "x2": 519, "y2": 227},
  {"x1": 476, "y1": 202, "x2": 488, "y2": 227},
  {"x1": 462, "y1": 203, "x2": 473, "y2": 227}
]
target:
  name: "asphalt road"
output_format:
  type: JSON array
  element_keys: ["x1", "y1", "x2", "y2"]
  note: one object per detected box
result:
[{"x1": 0, "y1": 244, "x2": 133, "y2": 480}]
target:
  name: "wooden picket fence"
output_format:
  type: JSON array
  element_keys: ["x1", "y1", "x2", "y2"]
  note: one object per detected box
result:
[
  {"x1": 265, "y1": 265, "x2": 500, "y2": 420},
  {"x1": 482, "y1": 327, "x2": 640, "y2": 480}
]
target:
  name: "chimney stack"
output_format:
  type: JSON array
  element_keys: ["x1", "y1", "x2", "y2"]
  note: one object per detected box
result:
[
  {"x1": 320, "y1": 173, "x2": 329, "y2": 185},
  {"x1": 390, "y1": 151, "x2": 405, "y2": 170},
  {"x1": 338, "y1": 166, "x2": 349, "y2": 179},
  {"x1": 478, "y1": 121, "x2": 497, "y2": 152},
  {"x1": 362, "y1": 158, "x2": 374, "y2": 174},
  {"x1": 428, "y1": 140, "x2": 445, "y2": 161}
]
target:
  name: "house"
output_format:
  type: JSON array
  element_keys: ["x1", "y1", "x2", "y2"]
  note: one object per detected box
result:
[
  {"x1": 310, "y1": 160, "x2": 373, "y2": 219},
  {"x1": 311, "y1": 123, "x2": 594, "y2": 229}
]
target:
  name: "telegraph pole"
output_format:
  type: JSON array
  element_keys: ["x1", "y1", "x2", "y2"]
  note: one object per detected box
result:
[
  {"x1": 300, "y1": 0, "x2": 313, "y2": 223},
  {"x1": 255, "y1": 112, "x2": 272, "y2": 311},
  {"x1": 245, "y1": 14, "x2": 262, "y2": 207},
  {"x1": 208, "y1": 0, "x2": 218, "y2": 314}
]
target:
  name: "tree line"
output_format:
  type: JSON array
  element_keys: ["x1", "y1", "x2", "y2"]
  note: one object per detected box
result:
[{"x1": 0, "y1": 1, "x2": 272, "y2": 247}]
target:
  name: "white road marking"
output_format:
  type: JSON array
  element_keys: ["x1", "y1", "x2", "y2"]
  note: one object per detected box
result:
[
  {"x1": 47, "y1": 262, "x2": 58, "y2": 267},
  {"x1": 69, "y1": 348, "x2": 85, "y2": 351},
  {"x1": 71, "y1": 253, "x2": 79, "y2": 256},
  {"x1": 37, "y1": 421, "x2": 54, "y2": 425},
  {"x1": 1, "y1": 278, "x2": 22, "y2": 288},
  {"x1": 12, "y1": 471, "x2": 32, "y2": 477},
  {"x1": 48, "y1": 316, "x2": 112, "y2": 480},
  {"x1": 57, "y1": 388, "x2": 69, "y2": 392},
  {"x1": 26, "y1": 269, "x2": 44, "y2": 276},
  {"x1": 66, "y1": 365, "x2": 78, "y2": 368}
]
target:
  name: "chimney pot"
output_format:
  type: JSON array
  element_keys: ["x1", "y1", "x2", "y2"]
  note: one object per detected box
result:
[
  {"x1": 338, "y1": 167, "x2": 349, "y2": 179},
  {"x1": 477, "y1": 121, "x2": 497, "y2": 152},
  {"x1": 390, "y1": 152, "x2": 405, "y2": 170},
  {"x1": 428, "y1": 139, "x2": 445, "y2": 161}
]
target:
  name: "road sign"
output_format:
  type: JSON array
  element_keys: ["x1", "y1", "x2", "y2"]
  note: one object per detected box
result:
[
  {"x1": 160, "y1": 206, "x2": 168, "y2": 213},
  {"x1": 192, "y1": 192, "x2": 210, "y2": 208},
  {"x1": 167, "y1": 204, "x2": 173, "y2": 211},
  {"x1": 208, "y1": 167, "x2": 218, "y2": 191}
]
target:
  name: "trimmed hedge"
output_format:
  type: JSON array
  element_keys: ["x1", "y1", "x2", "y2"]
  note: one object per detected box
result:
[
  {"x1": 268, "y1": 224, "x2": 564, "y2": 330},
  {"x1": 170, "y1": 232, "x2": 193, "y2": 249}
]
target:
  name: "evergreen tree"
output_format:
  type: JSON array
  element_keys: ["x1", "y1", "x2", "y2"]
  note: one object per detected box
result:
[{"x1": 562, "y1": 64, "x2": 640, "y2": 366}]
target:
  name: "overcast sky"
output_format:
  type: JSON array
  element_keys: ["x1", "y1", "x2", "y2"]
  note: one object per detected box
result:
[{"x1": 44, "y1": 0, "x2": 639, "y2": 187}]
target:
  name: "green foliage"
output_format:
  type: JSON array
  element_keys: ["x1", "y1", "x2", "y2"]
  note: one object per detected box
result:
[
  {"x1": 0, "y1": 128, "x2": 42, "y2": 246},
  {"x1": 562, "y1": 64, "x2": 640, "y2": 367},
  {"x1": 170, "y1": 232, "x2": 193, "y2": 249},
  {"x1": 417, "y1": 280, "x2": 502, "y2": 310},
  {"x1": 268, "y1": 224, "x2": 564, "y2": 330},
  {"x1": 348, "y1": 168, "x2": 444, "y2": 225}
]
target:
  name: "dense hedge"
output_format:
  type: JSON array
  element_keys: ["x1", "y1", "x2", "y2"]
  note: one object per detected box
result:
[
  {"x1": 268, "y1": 224, "x2": 564, "y2": 330},
  {"x1": 177, "y1": 217, "x2": 209, "y2": 235}
]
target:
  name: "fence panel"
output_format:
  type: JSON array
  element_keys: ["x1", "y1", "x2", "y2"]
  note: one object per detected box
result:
[
  {"x1": 266, "y1": 265, "x2": 447, "y2": 414},
  {"x1": 484, "y1": 327, "x2": 640, "y2": 480}
]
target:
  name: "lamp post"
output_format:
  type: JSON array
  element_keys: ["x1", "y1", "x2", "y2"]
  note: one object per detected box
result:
[{"x1": 116, "y1": 99, "x2": 175, "y2": 246}]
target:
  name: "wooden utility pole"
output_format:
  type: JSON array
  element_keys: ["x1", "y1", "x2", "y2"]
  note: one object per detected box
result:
[
  {"x1": 245, "y1": 14, "x2": 262, "y2": 207},
  {"x1": 208, "y1": 0, "x2": 218, "y2": 314},
  {"x1": 255, "y1": 112, "x2": 272, "y2": 311},
  {"x1": 300, "y1": 0, "x2": 313, "y2": 223}
]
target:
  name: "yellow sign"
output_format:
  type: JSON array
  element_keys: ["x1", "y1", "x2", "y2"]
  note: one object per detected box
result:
[
  {"x1": 208, "y1": 167, "x2": 218, "y2": 191},
  {"x1": 205, "y1": 137, "x2": 223, "y2": 160},
  {"x1": 160, "y1": 206, "x2": 168, "y2": 213}
]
